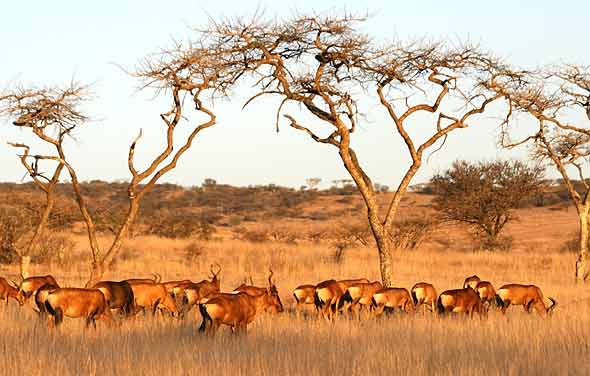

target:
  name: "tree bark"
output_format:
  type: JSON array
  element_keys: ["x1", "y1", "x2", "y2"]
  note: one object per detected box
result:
[
  {"x1": 20, "y1": 190, "x2": 57, "y2": 279},
  {"x1": 85, "y1": 198, "x2": 141, "y2": 286},
  {"x1": 19, "y1": 256, "x2": 31, "y2": 280},
  {"x1": 576, "y1": 206, "x2": 590, "y2": 282},
  {"x1": 369, "y1": 222, "x2": 395, "y2": 287}
]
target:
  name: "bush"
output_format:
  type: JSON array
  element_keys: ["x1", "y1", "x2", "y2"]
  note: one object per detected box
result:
[
  {"x1": 559, "y1": 232, "x2": 586, "y2": 253},
  {"x1": 472, "y1": 234, "x2": 514, "y2": 252},
  {"x1": 232, "y1": 227, "x2": 269, "y2": 243},
  {"x1": 431, "y1": 160, "x2": 545, "y2": 243},
  {"x1": 183, "y1": 241, "x2": 205, "y2": 263},
  {"x1": 32, "y1": 234, "x2": 76, "y2": 265},
  {"x1": 389, "y1": 217, "x2": 438, "y2": 251},
  {"x1": 0, "y1": 207, "x2": 35, "y2": 264}
]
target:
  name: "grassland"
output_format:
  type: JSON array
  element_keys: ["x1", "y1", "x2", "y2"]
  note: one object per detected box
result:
[{"x1": 0, "y1": 193, "x2": 589, "y2": 375}]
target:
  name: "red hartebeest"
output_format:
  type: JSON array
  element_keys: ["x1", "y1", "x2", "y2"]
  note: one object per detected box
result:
[
  {"x1": 130, "y1": 283, "x2": 177, "y2": 317},
  {"x1": 495, "y1": 284, "x2": 557, "y2": 316},
  {"x1": 437, "y1": 287, "x2": 484, "y2": 317},
  {"x1": 198, "y1": 290, "x2": 283, "y2": 335},
  {"x1": 475, "y1": 281, "x2": 496, "y2": 307},
  {"x1": 314, "y1": 278, "x2": 369, "y2": 321},
  {"x1": 463, "y1": 275, "x2": 481, "y2": 290},
  {"x1": 411, "y1": 282, "x2": 438, "y2": 313},
  {"x1": 172, "y1": 264, "x2": 221, "y2": 317},
  {"x1": 124, "y1": 273, "x2": 161, "y2": 286},
  {"x1": 92, "y1": 281, "x2": 135, "y2": 317},
  {"x1": 340, "y1": 281, "x2": 383, "y2": 316},
  {"x1": 371, "y1": 287, "x2": 414, "y2": 316},
  {"x1": 17, "y1": 275, "x2": 59, "y2": 305},
  {"x1": 34, "y1": 283, "x2": 59, "y2": 317},
  {"x1": 0, "y1": 277, "x2": 19, "y2": 306},
  {"x1": 234, "y1": 269, "x2": 279, "y2": 296},
  {"x1": 44, "y1": 288, "x2": 113, "y2": 328},
  {"x1": 293, "y1": 284, "x2": 316, "y2": 313}
]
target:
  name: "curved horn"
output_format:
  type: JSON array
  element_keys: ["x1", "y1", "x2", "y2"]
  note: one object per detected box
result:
[
  {"x1": 249, "y1": 274, "x2": 254, "y2": 285},
  {"x1": 152, "y1": 273, "x2": 162, "y2": 284},
  {"x1": 547, "y1": 297, "x2": 557, "y2": 314},
  {"x1": 9, "y1": 280, "x2": 20, "y2": 289},
  {"x1": 210, "y1": 263, "x2": 221, "y2": 279}
]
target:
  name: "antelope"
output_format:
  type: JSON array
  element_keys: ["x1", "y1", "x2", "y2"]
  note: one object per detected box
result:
[
  {"x1": 314, "y1": 280, "x2": 341, "y2": 321},
  {"x1": 437, "y1": 287, "x2": 484, "y2": 317},
  {"x1": 92, "y1": 281, "x2": 135, "y2": 317},
  {"x1": 44, "y1": 288, "x2": 113, "y2": 328},
  {"x1": 130, "y1": 283, "x2": 178, "y2": 317},
  {"x1": 293, "y1": 284, "x2": 316, "y2": 312},
  {"x1": 172, "y1": 264, "x2": 221, "y2": 317},
  {"x1": 0, "y1": 277, "x2": 19, "y2": 306},
  {"x1": 234, "y1": 268, "x2": 279, "y2": 297},
  {"x1": 198, "y1": 289, "x2": 283, "y2": 335},
  {"x1": 17, "y1": 275, "x2": 59, "y2": 304},
  {"x1": 410, "y1": 282, "x2": 438, "y2": 313},
  {"x1": 340, "y1": 281, "x2": 383, "y2": 315},
  {"x1": 314, "y1": 278, "x2": 369, "y2": 320},
  {"x1": 371, "y1": 287, "x2": 414, "y2": 316},
  {"x1": 475, "y1": 281, "x2": 496, "y2": 307},
  {"x1": 463, "y1": 275, "x2": 481, "y2": 290},
  {"x1": 233, "y1": 268, "x2": 283, "y2": 313},
  {"x1": 34, "y1": 283, "x2": 59, "y2": 317},
  {"x1": 124, "y1": 273, "x2": 161, "y2": 286},
  {"x1": 495, "y1": 284, "x2": 557, "y2": 316},
  {"x1": 162, "y1": 279, "x2": 192, "y2": 295}
]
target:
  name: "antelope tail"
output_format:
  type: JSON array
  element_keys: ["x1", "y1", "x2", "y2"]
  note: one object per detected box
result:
[
  {"x1": 45, "y1": 300, "x2": 63, "y2": 325},
  {"x1": 293, "y1": 293, "x2": 300, "y2": 304},
  {"x1": 338, "y1": 290, "x2": 352, "y2": 311},
  {"x1": 370, "y1": 296, "x2": 378, "y2": 310},
  {"x1": 314, "y1": 290, "x2": 323, "y2": 309},
  {"x1": 198, "y1": 304, "x2": 211, "y2": 333},
  {"x1": 547, "y1": 297, "x2": 557, "y2": 314},
  {"x1": 494, "y1": 294, "x2": 505, "y2": 309},
  {"x1": 436, "y1": 296, "x2": 445, "y2": 314},
  {"x1": 411, "y1": 290, "x2": 418, "y2": 306}
]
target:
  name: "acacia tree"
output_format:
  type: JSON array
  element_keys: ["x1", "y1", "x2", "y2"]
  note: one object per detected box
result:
[
  {"x1": 431, "y1": 160, "x2": 545, "y2": 247},
  {"x1": 68, "y1": 44, "x2": 240, "y2": 285},
  {"x1": 204, "y1": 14, "x2": 511, "y2": 285},
  {"x1": 0, "y1": 84, "x2": 87, "y2": 278},
  {"x1": 489, "y1": 65, "x2": 590, "y2": 281},
  {"x1": 2, "y1": 43, "x2": 238, "y2": 285}
]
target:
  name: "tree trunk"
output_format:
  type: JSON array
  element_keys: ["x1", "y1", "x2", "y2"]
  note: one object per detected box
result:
[
  {"x1": 85, "y1": 199, "x2": 141, "y2": 286},
  {"x1": 369, "y1": 222, "x2": 395, "y2": 287},
  {"x1": 20, "y1": 194, "x2": 55, "y2": 280},
  {"x1": 19, "y1": 255, "x2": 31, "y2": 280},
  {"x1": 576, "y1": 206, "x2": 590, "y2": 282}
]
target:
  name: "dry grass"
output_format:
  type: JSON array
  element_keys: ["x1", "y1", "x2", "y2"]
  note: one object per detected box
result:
[{"x1": 1, "y1": 234, "x2": 589, "y2": 375}]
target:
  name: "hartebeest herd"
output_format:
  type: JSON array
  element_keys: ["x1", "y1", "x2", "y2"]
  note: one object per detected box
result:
[{"x1": 0, "y1": 269, "x2": 557, "y2": 334}]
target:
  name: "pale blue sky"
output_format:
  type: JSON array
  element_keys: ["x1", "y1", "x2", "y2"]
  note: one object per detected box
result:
[{"x1": 1, "y1": 1, "x2": 588, "y2": 188}]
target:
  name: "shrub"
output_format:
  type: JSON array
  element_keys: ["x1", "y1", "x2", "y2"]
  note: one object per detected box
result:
[
  {"x1": 232, "y1": 227, "x2": 269, "y2": 243},
  {"x1": 388, "y1": 217, "x2": 438, "y2": 251},
  {"x1": 32, "y1": 234, "x2": 76, "y2": 265},
  {"x1": 559, "y1": 232, "x2": 586, "y2": 253},
  {"x1": 183, "y1": 241, "x2": 205, "y2": 263},
  {"x1": 472, "y1": 234, "x2": 514, "y2": 252}
]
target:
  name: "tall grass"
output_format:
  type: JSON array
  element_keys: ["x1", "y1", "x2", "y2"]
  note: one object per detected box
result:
[{"x1": 1, "y1": 236, "x2": 588, "y2": 375}]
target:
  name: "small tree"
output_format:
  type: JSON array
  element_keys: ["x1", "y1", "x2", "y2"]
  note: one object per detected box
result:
[
  {"x1": 0, "y1": 84, "x2": 87, "y2": 277},
  {"x1": 486, "y1": 64, "x2": 590, "y2": 280},
  {"x1": 431, "y1": 160, "x2": 545, "y2": 248},
  {"x1": 306, "y1": 177, "x2": 321, "y2": 190}
]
